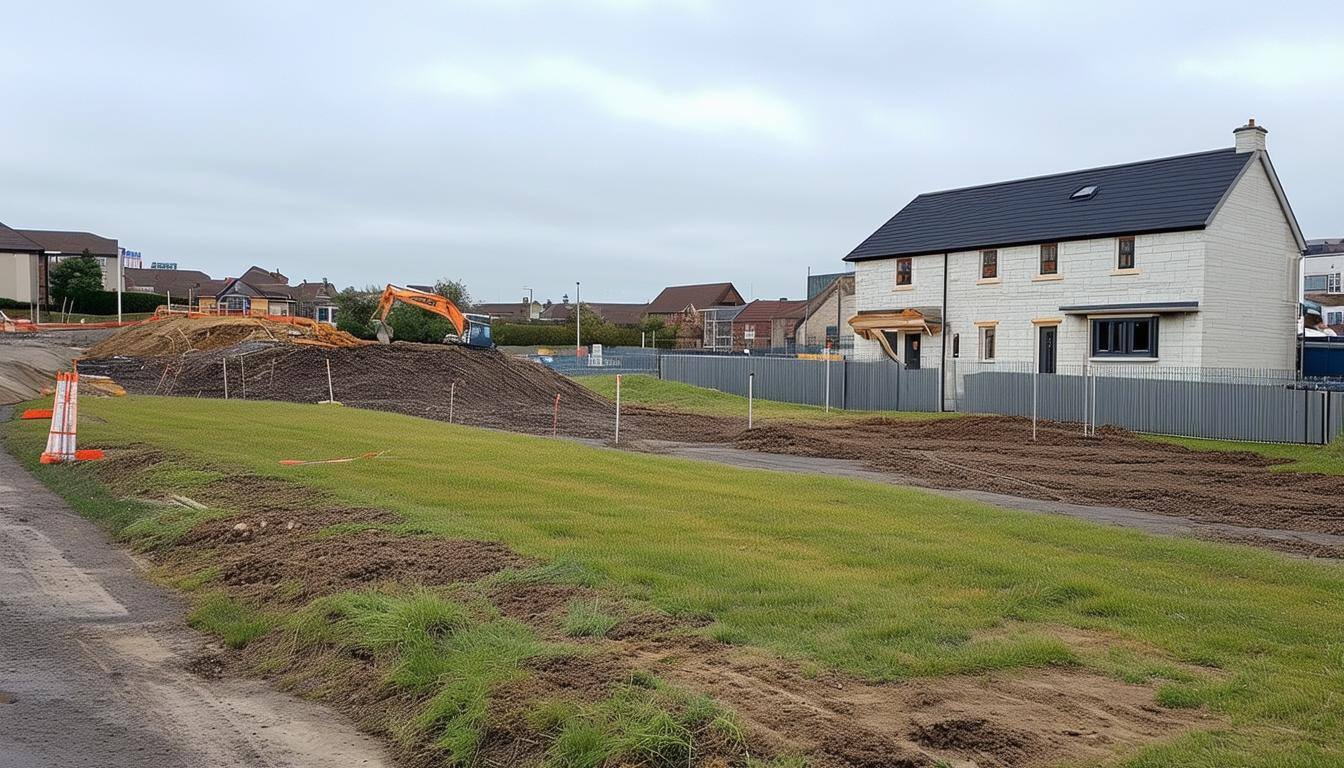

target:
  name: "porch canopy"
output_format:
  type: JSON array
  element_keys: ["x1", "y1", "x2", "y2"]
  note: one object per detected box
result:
[{"x1": 848, "y1": 306, "x2": 942, "y2": 361}]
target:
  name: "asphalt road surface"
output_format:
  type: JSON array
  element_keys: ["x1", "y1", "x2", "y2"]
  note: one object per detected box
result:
[{"x1": 0, "y1": 446, "x2": 390, "y2": 768}]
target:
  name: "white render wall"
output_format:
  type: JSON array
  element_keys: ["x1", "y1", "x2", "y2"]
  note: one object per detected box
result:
[
  {"x1": 0, "y1": 252, "x2": 35, "y2": 303},
  {"x1": 853, "y1": 230, "x2": 1207, "y2": 368},
  {"x1": 1201, "y1": 156, "x2": 1300, "y2": 371}
]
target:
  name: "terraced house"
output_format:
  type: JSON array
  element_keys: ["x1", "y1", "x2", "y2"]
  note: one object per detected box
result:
[{"x1": 844, "y1": 120, "x2": 1306, "y2": 388}]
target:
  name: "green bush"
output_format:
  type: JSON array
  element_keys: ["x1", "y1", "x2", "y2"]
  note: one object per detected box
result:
[
  {"x1": 492, "y1": 323, "x2": 671, "y2": 348},
  {"x1": 0, "y1": 292, "x2": 166, "y2": 315}
]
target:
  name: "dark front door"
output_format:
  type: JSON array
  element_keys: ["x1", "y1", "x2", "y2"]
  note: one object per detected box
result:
[
  {"x1": 1038, "y1": 325, "x2": 1057, "y2": 374},
  {"x1": 903, "y1": 334, "x2": 921, "y2": 370}
]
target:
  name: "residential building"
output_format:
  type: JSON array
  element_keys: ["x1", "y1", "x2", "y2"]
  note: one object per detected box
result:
[
  {"x1": 540, "y1": 302, "x2": 648, "y2": 326},
  {"x1": 292, "y1": 280, "x2": 339, "y2": 325},
  {"x1": 645, "y1": 282, "x2": 745, "y2": 325},
  {"x1": 797, "y1": 273, "x2": 856, "y2": 351},
  {"x1": 123, "y1": 267, "x2": 217, "y2": 302},
  {"x1": 198, "y1": 266, "x2": 296, "y2": 316},
  {"x1": 0, "y1": 223, "x2": 120, "y2": 303},
  {"x1": 732, "y1": 299, "x2": 808, "y2": 351},
  {"x1": 844, "y1": 120, "x2": 1305, "y2": 396},
  {"x1": 1303, "y1": 239, "x2": 1344, "y2": 294}
]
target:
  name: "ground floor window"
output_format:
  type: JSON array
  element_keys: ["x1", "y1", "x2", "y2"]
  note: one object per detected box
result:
[
  {"x1": 221, "y1": 295, "x2": 247, "y2": 312},
  {"x1": 316, "y1": 305, "x2": 337, "y2": 324},
  {"x1": 980, "y1": 326, "x2": 996, "y2": 360},
  {"x1": 1091, "y1": 316, "x2": 1158, "y2": 357}
]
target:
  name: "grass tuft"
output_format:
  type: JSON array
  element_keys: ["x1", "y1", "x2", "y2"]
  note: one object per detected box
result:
[
  {"x1": 563, "y1": 599, "x2": 620, "y2": 638},
  {"x1": 187, "y1": 592, "x2": 271, "y2": 649}
]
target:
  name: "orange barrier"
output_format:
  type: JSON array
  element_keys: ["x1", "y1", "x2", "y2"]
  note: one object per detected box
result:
[{"x1": 21, "y1": 409, "x2": 53, "y2": 420}]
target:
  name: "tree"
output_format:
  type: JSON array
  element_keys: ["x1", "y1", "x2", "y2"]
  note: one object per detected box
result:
[
  {"x1": 433, "y1": 279, "x2": 471, "y2": 310},
  {"x1": 334, "y1": 286, "x2": 380, "y2": 339},
  {"x1": 48, "y1": 252, "x2": 104, "y2": 309}
]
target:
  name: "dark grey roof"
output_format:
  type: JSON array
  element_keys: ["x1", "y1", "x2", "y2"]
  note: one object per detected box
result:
[
  {"x1": 844, "y1": 148, "x2": 1254, "y2": 261},
  {"x1": 1059, "y1": 301, "x2": 1199, "y2": 315},
  {"x1": 0, "y1": 222, "x2": 41, "y2": 251}
]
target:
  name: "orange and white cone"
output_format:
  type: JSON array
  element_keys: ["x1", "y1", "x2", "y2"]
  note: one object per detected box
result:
[{"x1": 39, "y1": 372, "x2": 102, "y2": 464}]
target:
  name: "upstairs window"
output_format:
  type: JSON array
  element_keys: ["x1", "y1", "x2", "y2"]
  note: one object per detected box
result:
[
  {"x1": 1039, "y1": 243, "x2": 1058, "y2": 275},
  {"x1": 896, "y1": 257, "x2": 913, "y2": 286},
  {"x1": 1305, "y1": 275, "x2": 1328, "y2": 292},
  {"x1": 1330, "y1": 273, "x2": 1342, "y2": 293},
  {"x1": 1117, "y1": 236, "x2": 1136, "y2": 270},
  {"x1": 1091, "y1": 317, "x2": 1158, "y2": 358},
  {"x1": 981, "y1": 250, "x2": 998, "y2": 279}
]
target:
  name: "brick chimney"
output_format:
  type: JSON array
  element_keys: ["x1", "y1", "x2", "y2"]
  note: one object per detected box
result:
[{"x1": 1234, "y1": 118, "x2": 1267, "y2": 153}]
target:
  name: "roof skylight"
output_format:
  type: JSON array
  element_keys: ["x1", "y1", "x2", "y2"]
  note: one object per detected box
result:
[{"x1": 1070, "y1": 185, "x2": 1099, "y2": 200}]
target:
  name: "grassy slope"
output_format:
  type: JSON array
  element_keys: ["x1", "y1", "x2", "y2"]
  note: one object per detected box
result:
[
  {"x1": 1146, "y1": 434, "x2": 1344, "y2": 476},
  {"x1": 577, "y1": 374, "x2": 956, "y2": 422},
  {"x1": 7, "y1": 396, "x2": 1344, "y2": 766}
]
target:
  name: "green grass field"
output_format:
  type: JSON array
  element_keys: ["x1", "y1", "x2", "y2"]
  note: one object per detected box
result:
[
  {"x1": 1147, "y1": 434, "x2": 1344, "y2": 475},
  {"x1": 6, "y1": 396, "x2": 1344, "y2": 766},
  {"x1": 577, "y1": 374, "x2": 956, "y2": 422}
]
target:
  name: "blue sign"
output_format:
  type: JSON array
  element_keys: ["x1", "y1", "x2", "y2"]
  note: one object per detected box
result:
[{"x1": 150, "y1": 262, "x2": 178, "y2": 270}]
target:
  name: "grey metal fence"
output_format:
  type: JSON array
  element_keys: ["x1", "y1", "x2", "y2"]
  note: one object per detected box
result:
[
  {"x1": 659, "y1": 354, "x2": 942, "y2": 412},
  {"x1": 957, "y1": 361, "x2": 1344, "y2": 444},
  {"x1": 530, "y1": 347, "x2": 660, "y2": 377}
]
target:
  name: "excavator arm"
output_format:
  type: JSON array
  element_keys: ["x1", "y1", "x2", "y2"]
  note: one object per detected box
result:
[{"x1": 368, "y1": 285, "x2": 473, "y2": 344}]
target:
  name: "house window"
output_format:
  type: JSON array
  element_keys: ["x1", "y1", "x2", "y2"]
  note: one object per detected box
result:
[
  {"x1": 952, "y1": 333, "x2": 960, "y2": 358},
  {"x1": 980, "y1": 326, "x2": 996, "y2": 361},
  {"x1": 895, "y1": 257, "x2": 913, "y2": 286},
  {"x1": 1117, "y1": 236, "x2": 1136, "y2": 270},
  {"x1": 981, "y1": 250, "x2": 998, "y2": 279},
  {"x1": 222, "y1": 295, "x2": 246, "y2": 313},
  {"x1": 317, "y1": 306, "x2": 337, "y2": 325},
  {"x1": 1039, "y1": 243, "x2": 1058, "y2": 275},
  {"x1": 1305, "y1": 275, "x2": 1328, "y2": 292},
  {"x1": 1330, "y1": 273, "x2": 1342, "y2": 293},
  {"x1": 1091, "y1": 317, "x2": 1159, "y2": 358},
  {"x1": 1329, "y1": 311, "x2": 1343, "y2": 325}
]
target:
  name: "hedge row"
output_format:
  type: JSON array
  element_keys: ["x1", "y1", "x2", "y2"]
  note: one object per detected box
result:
[
  {"x1": 491, "y1": 322, "x2": 674, "y2": 347},
  {"x1": 0, "y1": 291, "x2": 167, "y2": 315}
]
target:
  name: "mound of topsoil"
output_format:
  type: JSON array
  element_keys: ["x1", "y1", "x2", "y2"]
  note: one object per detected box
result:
[
  {"x1": 80, "y1": 342, "x2": 648, "y2": 438},
  {"x1": 85, "y1": 316, "x2": 366, "y2": 359}
]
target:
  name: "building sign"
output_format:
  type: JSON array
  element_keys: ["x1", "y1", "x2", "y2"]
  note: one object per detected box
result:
[
  {"x1": 120, "y1": 248, "x2": 143, "y2": 269},
  {"x1": 150, "y1": 262, "x2": 178, "y2": 270}
]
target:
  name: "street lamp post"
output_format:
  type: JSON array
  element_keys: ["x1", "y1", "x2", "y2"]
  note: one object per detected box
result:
[
  {"x1": 524, "y1": 286, "x2": 534, "y2": 320},
  {"x1": 575, "y1": 281, "x2": 581, "y2": 354}
]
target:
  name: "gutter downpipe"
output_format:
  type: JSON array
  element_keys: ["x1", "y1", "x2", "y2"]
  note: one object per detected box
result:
[{"x1": 940, "y1": 252, "x2": 949, "y2": 411}]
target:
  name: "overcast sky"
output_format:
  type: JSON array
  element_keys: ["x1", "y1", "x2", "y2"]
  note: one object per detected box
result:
[{"x1": 2, "y1": 1, "x2": 1340, "y2": 304}]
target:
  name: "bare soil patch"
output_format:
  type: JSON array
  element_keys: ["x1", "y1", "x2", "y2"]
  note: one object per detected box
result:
[{"x1": 735, "y1": 415, "x2": 1344, "y2": 537}]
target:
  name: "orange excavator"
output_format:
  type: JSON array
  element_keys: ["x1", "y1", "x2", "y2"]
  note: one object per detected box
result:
[{"x1": 370, "y1": 284, "x2": 494, "y2": 348}]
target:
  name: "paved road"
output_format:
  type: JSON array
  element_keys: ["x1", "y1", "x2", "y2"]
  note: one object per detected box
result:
[
  {"x1": 635, "y1": 440, "x2": 1344, "y2": 556},
  {"x1": 0, "y1": 447, "x2": 391, "y2": 768}
]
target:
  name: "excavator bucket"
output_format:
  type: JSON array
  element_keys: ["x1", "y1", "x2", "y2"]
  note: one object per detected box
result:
[{"x1": 374, "y1": 320, "x2": 393, "y2": 345}]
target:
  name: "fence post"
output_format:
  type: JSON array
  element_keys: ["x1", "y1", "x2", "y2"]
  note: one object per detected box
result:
[
  {"x1": 614, "y1": 374, "x2": 621, "y2": 444},
  {"x1": 1082, "y1": 363, "x2": 1089, "y2": 436},
  {"x1": 748, "y1": 371, "x2": 754, "y2": 429},
  {"x1": 1031, "y1": 364, "x2": 1038, "y2": 442},
  {"x1": 325, "y1": 358, "x2": 335, "y2": 403}
]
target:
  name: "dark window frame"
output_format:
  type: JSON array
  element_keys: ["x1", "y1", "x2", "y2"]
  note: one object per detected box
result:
[
  {"x1": 952, "y1": 333, "x2": 960, "y2": 358},
  {"x1": 1039, "y1": 243, "x2": 1058, "y2": 275},
  {"x1": 981, "y1": 326, "x2": 996, "y2": 360},
  {"x1": 981, "y1": 250, "x2": 998, "y2": 279},
  {"x1": 1117, "y1": 236, "x2": 1136, "y2": 270},
  {"x1": 896, "y1": 257, "x2": 913, "y2": 286},
  {"x1": 1090, "y1": 316, "x2": 1159, "y2": 358}
]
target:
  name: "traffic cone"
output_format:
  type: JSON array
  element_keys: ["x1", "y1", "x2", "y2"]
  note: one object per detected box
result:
[{"x1": 39, "y1": 372, "x2": 103, "y2": 464}]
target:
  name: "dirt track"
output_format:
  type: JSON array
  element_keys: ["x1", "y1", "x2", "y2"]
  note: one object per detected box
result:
[{"x1": 77, "y1": 339, "x2": 1344, "y2": 552}]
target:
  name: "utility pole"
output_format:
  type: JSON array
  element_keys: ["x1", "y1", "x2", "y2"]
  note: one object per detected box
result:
[
  {"x1": 116, "y1": 248, "x2": 123, "y2": 324},
  {"x1": 575, "y1": 281, "x2": 581, "y2": 354}
]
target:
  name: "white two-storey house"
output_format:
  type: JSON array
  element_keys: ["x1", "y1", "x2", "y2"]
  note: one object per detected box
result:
[{"x1": 844, "y1": 120, "x2": 1306, "y2": 404}]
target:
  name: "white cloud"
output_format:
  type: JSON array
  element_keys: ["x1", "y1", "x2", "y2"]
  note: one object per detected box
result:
[
  {"x1": 405, "y1": 56, "x2": 808, "y2": 144},
  {"x1": 1176, "y1": 38, "x2": 1344, "y2": 90}
]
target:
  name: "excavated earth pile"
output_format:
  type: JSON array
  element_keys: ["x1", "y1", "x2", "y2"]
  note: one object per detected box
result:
[
  {"x1": 85, "y1": 316, "x2": 366, "y2": 359},
  {"x1": 80, "y1": 341, "x2": 739, "y2": 441}
]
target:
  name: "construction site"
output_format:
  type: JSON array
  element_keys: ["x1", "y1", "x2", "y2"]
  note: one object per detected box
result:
[{"x1": 5, "y1": 312, "x2": 1344, "y2": 768}]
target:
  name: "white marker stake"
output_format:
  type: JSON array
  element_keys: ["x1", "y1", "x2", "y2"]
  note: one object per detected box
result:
[
  {"x1": 748, "y1": 371, "x2": 754, "y2": 429},
  {"x1": 824, "y1": 348, "x2": 831, "y2": 413},
  {"x1": 222, "y1": 358, "x2": 228, "y2": 399},
  {"x1": 325, "y1": 358, "x2": 335, "y2": 403},
  {"x1": 449, "y1": 381, "x2": 456, "y2": 424},
  {"x1": 614, "y1": 374, "x2": 621, "y2": 444}
]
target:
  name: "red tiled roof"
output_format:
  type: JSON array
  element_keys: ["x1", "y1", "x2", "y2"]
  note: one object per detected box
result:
[
  {"x1": 733, "y1": 299, "x2": 808, "y2": 323},
  {"x1": 646, "y1": 282, "x2": 743, "y2": 314}
]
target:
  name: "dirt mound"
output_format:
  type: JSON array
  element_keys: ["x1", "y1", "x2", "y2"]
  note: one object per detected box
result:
[
  {"x1": 81, "y1": 342, "x2": 739, "y2": 441},
  {"x1": 0, "y1": 339, "x2": 78, "y2": 404},
  {"x1": 85, "y1": 316, "x2": 365, "y2": 358}
]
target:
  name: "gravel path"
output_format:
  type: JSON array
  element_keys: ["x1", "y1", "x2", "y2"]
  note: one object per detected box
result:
[{"x1": 0, "y1": 445, "x2": 391, "y2": 768}]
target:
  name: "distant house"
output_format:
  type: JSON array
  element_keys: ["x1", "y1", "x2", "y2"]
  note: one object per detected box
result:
[
  {"x1": 732, "y1": 299, "x2": 808, "y2": 351},
  {"x1": 541, "y1": 302, "x2": 648, "y2": 326},
  {"x1": 123, "y1": 267, "x2": 217, "y2": 302},
  {"x1": 0, "y1": 223, "x2": 119, "y2": 304},
  {"x1": 645, "y1": 282, "x2": 745, "y2": 325},
  {"x1": 1303, "y1": 239, "x2": 1344, "y2": 294},
  {"x1": 796, "y1": 273, "x2": 855, "y2": 351},
  {"x1": 476, "y1": 300, "x2": 544, "y2": 322},
  {"x1": 198, "y1": 266, "x2": 297, "y2": 316},
  {"x1": 292, "y1": 280, "x2": 339, "y2": 325}
]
